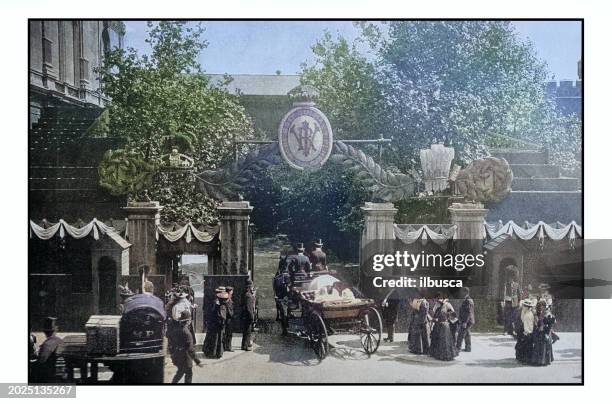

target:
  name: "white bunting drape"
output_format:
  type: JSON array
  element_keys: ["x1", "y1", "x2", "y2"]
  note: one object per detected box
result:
[
  {"x1": 156, "y1": 222, "x2": 217, "y2": 244},
  {"x1": 29, "y1": 218, "x2": 116, "y2": 240},
  {"x1": 29, "y1": 219, "x2": 131, "y2": 249},
  {"x1": 483, "y1": 220, "x2": 582, "y2": 241},
  {"x1": 394, "y1": 224, "x2": 456, "y2": 246}
]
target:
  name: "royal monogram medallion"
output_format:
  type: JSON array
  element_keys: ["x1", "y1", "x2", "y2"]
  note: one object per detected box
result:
[{"x1": 278, "y1": 105, "x2": 334, "y2": 171}]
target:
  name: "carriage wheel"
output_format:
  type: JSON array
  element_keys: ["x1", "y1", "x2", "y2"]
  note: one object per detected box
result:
[
  {"x1": 359, "y1": 307, "x2": 382, "y2": 355},
  {"x1": 309, "y1": 313, "x2": 329, "y2": 360}
]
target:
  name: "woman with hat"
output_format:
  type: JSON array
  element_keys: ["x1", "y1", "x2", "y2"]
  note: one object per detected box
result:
[
  {"x1": 530, "y1": 300, "x2": 556, "y2": 366},
  {"x1": 429, "y1": 294, "x2": 458, "y2": 361},
  {"x1": 515, "y1": 299, "x2": 536, "y2": 363}
]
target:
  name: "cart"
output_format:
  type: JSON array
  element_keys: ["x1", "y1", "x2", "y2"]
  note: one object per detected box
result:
[{"x1": 277, "y1": 271, "x2": 383, "y2": 360}]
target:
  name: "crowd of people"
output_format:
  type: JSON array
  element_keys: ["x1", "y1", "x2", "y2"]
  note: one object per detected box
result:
[
  {"x1": 382, "y1": 280, "x2": 558, "y2": 366},
  {"x1": 384, "y1": 287, "x2": 475, "y2": 361},
  {"x1": 165, "y1": 277, "x2": 257, "y2": 383}
]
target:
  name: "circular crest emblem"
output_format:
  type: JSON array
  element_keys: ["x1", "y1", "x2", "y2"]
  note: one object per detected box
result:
[{"x1": 278, "y1": 106, "x2": 334, "y2": 171}]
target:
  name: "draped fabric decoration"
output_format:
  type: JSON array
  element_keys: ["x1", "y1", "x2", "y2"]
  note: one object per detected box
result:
[
  {"x1": 156, "y1": 222, "x2": 219, "y2": 244},
  {"x1": 394, "y1": 224, "x2": 456, "y2": 246},
  {"x1": 29, "y1": 218, "x2": 130, "y2": 248},
  {"x1": 483, "y1": 220, "x2": 582, "y2": 248}
]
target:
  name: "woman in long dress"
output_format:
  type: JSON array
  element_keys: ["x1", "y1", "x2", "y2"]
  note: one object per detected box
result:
[
  {"x1": 530, "y1": 300, "x2": 555, "y2": 366},
  {"x1": 429, "y1": 298, "x2": 457, "y2": 361},
  {"x1": 515, "y1": 299, "x2": 536, "y2": 363}
]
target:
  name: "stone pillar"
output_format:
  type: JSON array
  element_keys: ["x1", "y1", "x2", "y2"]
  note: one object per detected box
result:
[
  {"x1": 360, "y1": 202, "x2": 397, "y2": 267},
  {"x1": 122, "y1": 201, "x2": 163, "y2": 275},
  {"x1": 217, "y1": 201, "x2": 253, "y2": 275},
  {"x1": 448, "y1": 202, "x2": 489, "y2": 253}
]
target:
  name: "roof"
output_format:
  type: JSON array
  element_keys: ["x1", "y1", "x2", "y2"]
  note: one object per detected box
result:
[{"x1": 207, "y1": 74, "x2": 301, "y2": 96}]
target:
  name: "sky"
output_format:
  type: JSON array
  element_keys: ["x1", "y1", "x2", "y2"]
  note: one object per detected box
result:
[{"x1": 123, "y1": 20, "x2": 581, "y2": 80}]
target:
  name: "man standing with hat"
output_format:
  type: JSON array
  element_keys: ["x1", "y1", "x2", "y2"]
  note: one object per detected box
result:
[
  {"x1": 456, "y1": 287, "x2": 475, "y2": 352},
  {"x1": 310, "y1": 239, "x2": 327, "y2": 272},
  {"x1": 32, "y1": 317, "x2": 64, "y2": 383},
  {"x1": 169, "y1": 310, "x2": 203, "y2": 384},
  {"x1": 223, "y1": 286, "x2": 235, "y2": 352},
  {"x1": 241, "y1": 279, "x2": 256, "y2": 351},
  {"x1": 203, "y1": 287, "x2": 228, "y2": 359}
]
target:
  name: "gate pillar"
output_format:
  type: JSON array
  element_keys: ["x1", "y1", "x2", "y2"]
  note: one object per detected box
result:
[
  {"x1": 122, "y1": 201, "x2": 163, "y2": 275},
  {"x1": 217, "y1": 201, "x2": 253, "y2": 275},
  {"x1": 448, "y1": 202, "x2": 488, "y2": 253},
  {"x1": 360, "y1": 202, "x2": 397, "y2": 267}
]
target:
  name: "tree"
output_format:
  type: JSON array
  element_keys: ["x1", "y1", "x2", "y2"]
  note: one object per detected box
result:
[
  {"x1": 98, "y1": 21, "x2": 254, "y2": 223},
  {"x1": 302, "y1": 21, "x2": 581, "y2": 173}
]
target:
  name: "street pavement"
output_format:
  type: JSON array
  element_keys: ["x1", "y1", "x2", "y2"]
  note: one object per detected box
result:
[{"x1": 164, "y1": 332, "x2": 582, "y2": 384}]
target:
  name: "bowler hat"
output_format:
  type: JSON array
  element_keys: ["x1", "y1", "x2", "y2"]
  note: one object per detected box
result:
[
  {"x1": 296, "y1": 243, "x2": 305, "y2": 252},
  {"x1": 42, "y1": 317, "x2": 58, "y2": 332}
]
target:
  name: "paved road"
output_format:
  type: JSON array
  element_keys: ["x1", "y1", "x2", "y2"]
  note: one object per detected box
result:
[{"x1": 164, "y1": 332, "x2": 582, "y2": 384}]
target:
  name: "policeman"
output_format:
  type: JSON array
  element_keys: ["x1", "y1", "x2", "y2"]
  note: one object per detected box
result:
[{"x1": 310, "y1": 239, "x2": 327, "y2": 272}]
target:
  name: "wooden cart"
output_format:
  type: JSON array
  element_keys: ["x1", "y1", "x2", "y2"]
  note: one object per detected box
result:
[{"x1": 280, "y1": 272, "x2": 383, "y2": 360}]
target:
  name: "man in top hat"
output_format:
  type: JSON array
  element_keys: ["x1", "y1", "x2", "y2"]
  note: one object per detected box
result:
[
  {"x1": 32, "y1": 317, "x2": 64, "y2": 383},
  {"x1": 310, "y1": 239, "x2": 327, "y2": 272},
  {"x1": 241, "y1": 278, "x2": 256, "y2": 351},
  {"x1": 169, "y1": 310, "x2": 203, "y2": 384},
  {"x1": 456, "y1": 287, "x2": 475, "y2": 352},
  {"x1": 288, "y1": 243, "x2": 311, "y2": 281},
  {"x1": 223, "y1": 286, "x2": 235, "y2": 352}
]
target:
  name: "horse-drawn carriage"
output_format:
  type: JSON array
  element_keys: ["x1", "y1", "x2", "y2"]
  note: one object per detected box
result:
[{"x1": 274, "y1": 268, "x2": 383, "y2": 360}]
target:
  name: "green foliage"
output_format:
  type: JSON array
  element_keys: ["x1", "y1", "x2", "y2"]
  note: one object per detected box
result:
[
  {"x1": 98, "y1": 149, "x2": 157, "y2": 196},
  {"x1": 97, "y1": 21, "x2": 254, "y2": 222},
  {"x1": 246, "y1": 164, "x2": 368, "y2": 261},
  {"x1": 302, "y1": 21, "x2": 582, "y2": 174}
]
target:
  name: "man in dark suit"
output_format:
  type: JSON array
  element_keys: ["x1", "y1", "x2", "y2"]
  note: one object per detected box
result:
[
  {"x1": 310, "y1": 239, "x2": 327, "y2": 272},
  {"x1": 241, "y1": 279, "x2": 256, "y2": 351},
  {"x1": 456, "y1": 287, "x2": 475, "y2": 352},
  {"x1": 32, "y1": 317, "x2": 64, "y2": 383},
  {"x1": 223, "y1": 286, "x2": 234, "y2": 352},
  {"x1": 169, "y1": 310, "x2": 202, "y2": 384}
]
